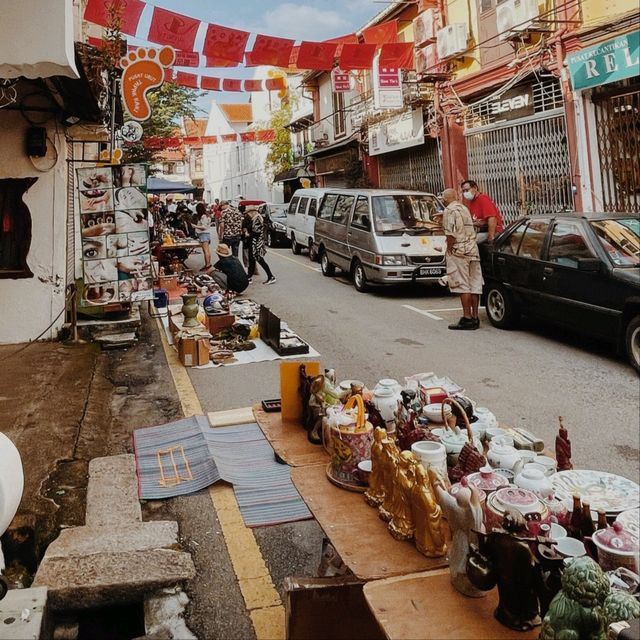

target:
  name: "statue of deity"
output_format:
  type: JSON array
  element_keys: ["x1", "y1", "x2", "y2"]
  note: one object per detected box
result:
[
  {"x1": 411, "y1": 464, "x2": 447, "y2": 557},
  {"x1": 365, "y1": 427, "x2": 387, "y2": 507},
  {"x1": 555, "y1": 416, "x2": 573, "y2": 471},
  {"x1": 389, "y1": 451, "x2": 417, "y2": 541},
  {"x1": 378, "y1": 438, "x2": 400, "y2": 523}
]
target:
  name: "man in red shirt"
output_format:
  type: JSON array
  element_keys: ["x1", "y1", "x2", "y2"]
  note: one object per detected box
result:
[{"x1": 461, "y1": 180, "x2": 504, "y2": 242}]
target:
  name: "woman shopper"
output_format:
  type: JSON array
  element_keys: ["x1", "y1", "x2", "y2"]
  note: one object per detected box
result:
[
  {"x1": 194, "y1": 202, "x2": 213, "y2": 270},
  {"x1": 246, "y1": 205, "x2": 276, "y2": 284}
]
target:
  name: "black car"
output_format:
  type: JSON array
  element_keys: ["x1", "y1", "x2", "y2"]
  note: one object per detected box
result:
[
  {"x1": 480, "y1": 213, "x2": 640, "y2": 371},
  {"x1": 260, "y1": 203, "x2": 290, "y2": 247}
]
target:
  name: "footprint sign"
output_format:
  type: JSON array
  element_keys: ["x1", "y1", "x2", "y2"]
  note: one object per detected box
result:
[{"x1": 120, "y1": 46, "x2": 176, "y2": 121}]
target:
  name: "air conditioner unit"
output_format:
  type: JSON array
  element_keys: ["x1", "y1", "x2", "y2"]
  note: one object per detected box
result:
[
  {"x1": 415, "y1": 44, "x2": 446, "y2": 75},
  {"x1": 413, "y1": 8, "x2": 440, "y2": 47},
  {"x1": 310, "y1": 124, "x2": 329, "y2": 146},
  {"x1": 436, "y1": 23, "x2": 468, "y2": 60},
  {"x1": 497, "y1": 0, "x2": 540, "y2": 41}
]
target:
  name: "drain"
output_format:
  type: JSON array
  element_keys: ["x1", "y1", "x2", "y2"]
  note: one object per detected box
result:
[{"x1": 71, "y1": 602, "x2": 145, "y2": 639}]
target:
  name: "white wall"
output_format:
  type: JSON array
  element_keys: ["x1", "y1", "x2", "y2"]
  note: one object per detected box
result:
[{"x1": 0, "y1": 112, "x2": 68, "y2": 344}]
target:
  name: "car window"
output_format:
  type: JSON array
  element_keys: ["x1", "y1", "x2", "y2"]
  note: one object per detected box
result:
[
  {"x1": 500, "y1": 221, "x2": 528, "y2": 255},
  {"x1": 297, "y1": 197, "x2": 309, "y2": 215},
  {"x1": 548, "y1": 222, "x2": 595, "y2": 266},
  {"x1": 333, "y1": 195, "x2": 355, "y2": 225},
  {"x1": 288, "y1": 196, "x2": 299, "y2": 215},
  {"x1": 308, "y1": 198, "x2": 317, "y2": 218},
  {"x1": 590, "y1": 219, "x2": 640, "y2": 267},
  {"x1": 318, "y1": 194, "x2": 338, "y2": 220},
  {"x1": 350, "y1": 196, "x2": 371, "y2": 231},
  {"x1": 518, "y1": 219, "x2": 549, "y2": 259}
]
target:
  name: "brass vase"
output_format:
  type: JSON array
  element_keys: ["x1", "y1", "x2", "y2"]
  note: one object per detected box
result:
[{"x1": 181, "y1": 293, "x2": 200, "y2": 328}]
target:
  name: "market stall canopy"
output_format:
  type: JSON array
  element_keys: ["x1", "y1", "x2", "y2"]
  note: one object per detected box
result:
[
  {"x1": 0, "y1": 0, "x2": 79, "y2": 80},
  {"x1": 147, "y1": 177, "x2": 196, "y2": 194}
]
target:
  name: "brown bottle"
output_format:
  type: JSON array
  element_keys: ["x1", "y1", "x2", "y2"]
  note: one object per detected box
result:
[
  {"x1": 569, "y1": 494, "x2": 584, "y2": 539},
  {"x1": 596, "y1": 509, "x2": 608, "y2": 531},
  {"x1": 581, "y1": 502, "x2": 595, "y2": 538}
]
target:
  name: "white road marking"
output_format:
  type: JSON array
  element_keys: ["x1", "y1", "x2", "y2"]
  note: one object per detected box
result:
[
  {"x1": 402, "y1": 304, "x2": 443, "y2": 320},
  {"x1": 423, "y1": 306, "x2": 486, "y2": 312},
  {"x1": 270, "y1": 251, "x2": 321, "y2": 272}
]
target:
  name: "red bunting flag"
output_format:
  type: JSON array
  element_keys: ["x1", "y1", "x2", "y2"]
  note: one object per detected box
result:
[
  {"x1": 288, "y1": 46, "x2": 300, "y2": 68},
  {"x1": 296, "y1": 41, "x2": 338, "y2": 70},
  {"x1": 244, "y1": 80, "x2": 263, "y2": 92},
  {"x1": 362, "y1": 20, "x2": 398, "y2": 45},
  {"x1": 204, "y1": 57, "x2": 239, "y2": 67},
  {"x1": 240, "y1": 132, "x2": 257, "y2": 142},
  {"x1": 174, "y1": 51, "x2": 200, "y2": 67},
  {"x1": 323, "y1": 32, "x2": 359, "y2": 57},
  {"x1": 201, "y1": 136, "x2": 218, "y2": 144},
  {"x1": 176, "y1": 71, "x2": 198, "y2": 89},
  {"x1": 221, "y1": 134, "x2": 239, "y2": 143},
  {"x1": 256, "y1": 130, "x2": 276, "y2": 142},
  {"x1": 183, "y1": 136, "x2": 200, "y2": 145},
  {"x1": 379, "y1": 43, "x2": 415, "y2": 69},
  {"x1": 265, "y1": 77, "x2": 287, "y2": 91},
  {"x1": 83, "y1": 0, "x2": 145, "y2": 36},
  {"x1": 339, "y1": 43, "x2": 377, "y2": 70},
  {"x1": 200, "y1": 76, "x2": 221, "y2": 91},
  {"x1": 203, "y1": 23, "x2": 250, "y2": 63},
  {"x1": 162, "y1": 137, "x2": 182, "y2": 148},
  {"x1": 163, "y1": 68, "x2": 174, "y2": 83},
  {"x1": 222, "y1": 79, "x2": 242, "y2": 92},
  {"x1": 148, "y1": 6, "x2": 200, "y2": 51},
  {"x1": 247, "y1": 35, "x2": 295, "y2": 67}
]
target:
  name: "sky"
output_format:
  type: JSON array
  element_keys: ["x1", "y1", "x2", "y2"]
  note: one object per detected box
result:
[{"x1": 127, "y1": 0, "x2": 393, "y2": 113}]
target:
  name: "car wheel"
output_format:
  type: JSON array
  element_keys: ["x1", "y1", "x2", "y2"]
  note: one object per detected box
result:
[
  {"x1": 485, "y1": 283, "x2": 518, "y2": 328},
  {"x1": 320, "y1": 250, "x2": 335, "y2": 277},
  {"x1": 291, "y1": 234, "x2": 301, "y2": 255},
  {"x1": 352, "y1": 260, "x2": 369, "y2": 292},
  {"x1": 308, "y1": 240, "x2": 317, "y2": 262},
  {"x1": 626, "y1": 315, "x2": 640, "y2": 372}
]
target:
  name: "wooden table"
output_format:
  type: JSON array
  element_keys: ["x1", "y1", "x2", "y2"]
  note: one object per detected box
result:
[{"x1": 156, "y1": 241, "x2": 201, "y2": 268}]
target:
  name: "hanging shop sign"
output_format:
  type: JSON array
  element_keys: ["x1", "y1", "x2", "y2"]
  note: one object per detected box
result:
[
  {"x1": 368, "y1": 107, "x2": 424, "y2": 156},
  {"x1": 566, "y1": 30, "x2": 640, "y2": 91},
  {"x1": 373, "y1": 54, "x2": 403, "y2": 109},
  {"x1": 486, "y1": 85, "x2": 535, "y2": 122},
  {"x1": 331, "y1": 68, "x2": 351, "y2": 92},
  {"x1": 76, "y1": 164, "x2": 153, "y2": 307}
]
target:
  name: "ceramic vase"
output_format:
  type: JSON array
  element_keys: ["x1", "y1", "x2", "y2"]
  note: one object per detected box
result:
[
  {"x1": 373, "y1": 387, "x2": 398, "y2": 431},
  {"x1": 181, "y1": 293, "x2": 200, "y2": 327}
]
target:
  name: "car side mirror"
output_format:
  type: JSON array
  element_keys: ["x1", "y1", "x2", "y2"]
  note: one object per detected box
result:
[{"x1": 576, "y1": 257, "x2": 601, "y2": 272}]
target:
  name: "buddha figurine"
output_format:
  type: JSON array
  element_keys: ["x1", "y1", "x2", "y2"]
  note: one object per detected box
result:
[
  {"x1": 412, "y1": 464, "x2": 447, "y2": 557},
  {"x1": 365, "y1": 427, "x2": 387, "y2": 508},
  {"x1": 389, "y1": 451, "x2": 417, "y2": 541},
  {"x1": 555, "y1": 416, "x2": 573, "y2": 471},
  {"x1": 378, "y1": 438, "x2": 400, "y2": 522}
]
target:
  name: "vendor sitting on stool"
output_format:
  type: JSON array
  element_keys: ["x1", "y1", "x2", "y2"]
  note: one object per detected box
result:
[{"x1": 210, "y1": 243, "x2": 249, "y2": 294}]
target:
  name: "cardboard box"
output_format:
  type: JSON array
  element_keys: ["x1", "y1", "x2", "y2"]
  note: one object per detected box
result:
[{"x1": 178, "y1": 336, "x2": 210, "y2": 367}]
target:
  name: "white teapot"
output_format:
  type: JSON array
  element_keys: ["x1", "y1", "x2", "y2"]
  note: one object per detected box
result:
[{"x1": 487, "y1": 441, "x2": 522, "y2": 472}]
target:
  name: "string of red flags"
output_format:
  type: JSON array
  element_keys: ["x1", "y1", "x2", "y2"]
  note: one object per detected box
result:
[
  {"x1": 140, "y1": 130, "x2": 276, "y2": 149},
  {"x1": 82, "y1": 0, "x2": 413, "y2": 70},
  {"x1": 168, "y1": 71, "x2": 287, "y2": 93}
]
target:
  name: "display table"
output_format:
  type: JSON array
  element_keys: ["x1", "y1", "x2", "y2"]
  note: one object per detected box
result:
[{"x1": 363, "y1": 571, "x2": 539, "y2": 640}]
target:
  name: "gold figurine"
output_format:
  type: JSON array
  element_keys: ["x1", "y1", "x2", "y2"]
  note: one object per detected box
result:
[
  {"x1": 365, "y1": 427, "x2": 387, "y2": 507},
  {"x1": 388, "y1": 451, "x2": 417, "y2": 541},
  {"x1": 412, "y1": 464, "x2": 447, "y2": 557},
  {"x1": 378, "y1": 438, "x2": 400, "y2": 522}
]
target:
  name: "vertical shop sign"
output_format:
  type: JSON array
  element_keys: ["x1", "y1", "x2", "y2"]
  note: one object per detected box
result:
[
  {"x1": 76, "y1": 164, "x2": 152, "y2": 307},
  {"x1": 331, "y1": 68, "x2": 351, "y2": 92},
  {"x1": 373, "y1": 54, "x2": 403, "y2": 109}
]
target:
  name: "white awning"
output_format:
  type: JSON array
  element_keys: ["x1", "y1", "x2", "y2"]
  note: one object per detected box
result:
[{"x1": 0, "y1": 0, "x2": 79, "y2": 80}]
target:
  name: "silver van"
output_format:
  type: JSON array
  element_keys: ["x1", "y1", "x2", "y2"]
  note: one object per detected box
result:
[
  {"x1": 314, "y1": 189, "x2": 446, "y2": 291},
  {"x1": 286, "y1": 188, "x2": 328, "y2": 260}
]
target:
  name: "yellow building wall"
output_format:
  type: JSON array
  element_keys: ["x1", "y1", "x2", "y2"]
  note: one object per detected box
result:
[
  {"x1": 447, "y1": 0, "x2": 482, "y2": 78},
  {"x1": 580, "y1": 0, "x2": 638, "y2": 29}
]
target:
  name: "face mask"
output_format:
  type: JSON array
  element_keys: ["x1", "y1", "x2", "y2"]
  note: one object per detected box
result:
[{"x1": 463, "y1": 191, "x2": 474, "y2": 201}]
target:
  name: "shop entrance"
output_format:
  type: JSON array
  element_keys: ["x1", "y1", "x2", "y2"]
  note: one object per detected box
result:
[
  {"x1": 592, "y1": 81, "x2": 640, "y2": 214},
  {"x1": 378, "y1": 139, "x2": 444, "y2": 194},
  {"x1": 464, "y1": 79, "x2": 573, "y2": 224}
]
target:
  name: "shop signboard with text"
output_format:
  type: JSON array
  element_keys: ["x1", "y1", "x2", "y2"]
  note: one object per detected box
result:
[
  {"x1": 331, "y1": 68, "x2": 351, "y2": 92},
  {"x1": 76, "y1": 164, "x2": 152, "y2": 306},
  {"x1": 368, "y1": 108, "x2": 424, "y2": 156},
  {"x1": 566, "y1": 30, "x2": 639, "y2": 91},
  {"x1": 373, "y1": 54, "x2": 403, "y2": 109}
]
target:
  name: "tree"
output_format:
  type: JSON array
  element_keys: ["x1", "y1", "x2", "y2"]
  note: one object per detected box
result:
[{"x1": 260, "y1": 101, "x2": 294, "y2": 182}]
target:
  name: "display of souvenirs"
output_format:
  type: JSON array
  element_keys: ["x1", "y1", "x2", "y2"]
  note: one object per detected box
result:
[
  {"x1": 364, "y1": 427, "x2": 387, "y2": 507},
  {"x1": 411, "y1": 464, "x2": 447, "y2": 557},
  {"x1": 388, "y1": 451, "x2": 417, "y2": 541}
]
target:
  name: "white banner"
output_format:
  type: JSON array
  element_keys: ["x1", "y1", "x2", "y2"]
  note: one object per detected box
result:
[{"x1": 367, "y1": 108, "x2": 424, "y2": 156}]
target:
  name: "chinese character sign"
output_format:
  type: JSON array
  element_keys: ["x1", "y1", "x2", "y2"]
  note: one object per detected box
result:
[
  {"x1": 76, "y1": 164, "x2": 153, "y2": 307},
  {"x1": 331, "y1": 68, "x2": 351, "y2": 92}
]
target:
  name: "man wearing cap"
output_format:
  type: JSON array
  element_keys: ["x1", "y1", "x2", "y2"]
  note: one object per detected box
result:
[
  {"x1": 210, "y1": 243, "x2": 249, "y2": 294},
  {"x1": 217, "y1": 201, "x2": 244, "y2": 257}
]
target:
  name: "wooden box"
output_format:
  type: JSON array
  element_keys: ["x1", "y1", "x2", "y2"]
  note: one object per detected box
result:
[
  {"x1": 206, "y1": 312, "x2": 235, "y2": 335},
  {"x1": 178, "y1": 336, "x2": 210, "y2": 367}
]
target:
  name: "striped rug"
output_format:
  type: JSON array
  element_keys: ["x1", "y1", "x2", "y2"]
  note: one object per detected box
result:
[{"x1": 133, "y1": 418, "x2": 311, "y2": 527}]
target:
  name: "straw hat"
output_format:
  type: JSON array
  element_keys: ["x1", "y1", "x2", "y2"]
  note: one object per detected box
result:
[{"x1": 216, "y1": 243, "x2": 231, "y2": 257}]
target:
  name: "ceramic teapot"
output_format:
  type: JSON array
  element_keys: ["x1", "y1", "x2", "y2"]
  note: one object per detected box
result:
[
  {"x1": 441, "y1": 398, "x2": 485, "y2": 483},
  {"x1": 372, "y1": 387, "x2": 399, "y2": 426},
  {"x1": 590, "y1": 521, "x2": 639, "y2": 574},
  {"x1": 466, "y1": 465, "x2": 509, "y2": 494},
  {"x1": 487, "y1": 441, "x2": 522, "y2": 472},
  {"x1": 515, "y1": 466, "x2": 554, "y2": 499},
  {"x1": 485, "y1": 486, "x2": 550, "y2": 535}
]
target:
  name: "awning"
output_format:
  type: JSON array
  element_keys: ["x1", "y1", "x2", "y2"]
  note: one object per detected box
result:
[
  {"x1": 147, "y1": 177, "x2": 196, "y2": 194},
  {"x1": 273, "y1": 166, "x2": 315, "y2": 183},
  {"x1": 306, "y1": 135, "x2": 358, "y2": 158},
  {"x1": 0, "y1": 0, "x2": 79, "y2": 80}
]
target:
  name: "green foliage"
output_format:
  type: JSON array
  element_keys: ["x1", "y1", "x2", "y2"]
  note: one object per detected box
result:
[{"x1": 260, "y1": 101, "x2": 294, "y2": 182}]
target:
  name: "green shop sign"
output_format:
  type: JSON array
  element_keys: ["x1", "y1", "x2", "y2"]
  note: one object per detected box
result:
[{"x1": 566, "y1": 30, "x2": 639, "y2": 91}]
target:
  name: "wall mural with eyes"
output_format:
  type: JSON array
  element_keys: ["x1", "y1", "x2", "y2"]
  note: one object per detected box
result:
[{"x1": 76, "y1": 164, "x2": 152, "y2": 306}]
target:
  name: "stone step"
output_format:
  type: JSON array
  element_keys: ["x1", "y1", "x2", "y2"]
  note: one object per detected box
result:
[
  {"x1": 33, "y1": 549, "x2": 196, "y2": 610},
  {"x1": 45, "y1": 522, "x2": 179, "y2": 559},
  {"x1": 0, "y1": 586, "x2": 48, "y2": 640},
  {"x1": 85, "y1": 454, "x2": 142, "y2": 527},
  {"x1": 94, "y1": 331, "x2": 138, "y2": 349}
]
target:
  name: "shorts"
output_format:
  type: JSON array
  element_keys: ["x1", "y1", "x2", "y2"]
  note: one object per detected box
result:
[
  {"x1": 446, "y1": 254, "x2": 484, "y2": 294},
  {"x1": 198, "y1": 233, "x2": 211, "y2": 243}
]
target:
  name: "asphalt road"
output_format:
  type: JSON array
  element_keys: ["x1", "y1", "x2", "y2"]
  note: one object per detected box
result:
[{"x1": 179, "y1": 244, "x2": 639, "y2": 638}]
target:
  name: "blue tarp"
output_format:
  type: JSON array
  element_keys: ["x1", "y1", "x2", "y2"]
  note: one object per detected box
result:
[{"x1": 146, "y1": 176, "x2": 195, "y2": 194}]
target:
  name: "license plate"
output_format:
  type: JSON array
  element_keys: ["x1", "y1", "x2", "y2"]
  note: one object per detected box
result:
[{"x1": 418, "y1": 266, "x2": 445, "y2": 277}]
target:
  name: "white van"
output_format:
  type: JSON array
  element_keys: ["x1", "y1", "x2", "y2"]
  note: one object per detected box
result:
[{"x1": 286, "y1": 188, "x2": 328, "y2": 261}]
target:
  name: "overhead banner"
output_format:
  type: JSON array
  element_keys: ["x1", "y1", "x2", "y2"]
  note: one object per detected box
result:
[
  {"x1": 76, "y1": 164, "x2": 153, "y2": 307},
  {"x1": 367, "y1": 107, "x2": 424, "y2": 156}
]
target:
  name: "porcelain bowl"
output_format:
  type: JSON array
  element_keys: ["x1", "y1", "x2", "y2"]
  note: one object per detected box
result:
[{"x1": 423, "y1": 403, "x2": 451, "y2": 423}]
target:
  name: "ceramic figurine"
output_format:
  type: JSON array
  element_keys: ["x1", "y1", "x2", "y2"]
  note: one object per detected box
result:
[
  {"x1": 300, "y1": 367, "x2": 346, "y2": 445},
  {"x1": 389, "y1": 451, "x2": 417, "y2": 541},
  {"x1": 378, "y1": 438, "x2": 400, "y2": 522},
  {"x1": 430, "y1": 468, "x2": 486, "y2": 598},
  {"x1": 539, "y1": 556, "x2": 610, "y2": 640},
  {"x1": 555, "y1": 416, "x2": 573, "y2": 471},
  {"x1": 469, "y1": 509, "x2": 543, "y2": 630},
  {"x1": 397, "y1": 409, "x2": 437, "y2": 452},
  {"x1": 365, "y1": 427, "x2": 387, "y2": 508},
  {"x1": 603, "y1": 589, "x2": 640, "y2": 630},
  {"x1": 412, "y1": 464, "x2": 447, "y2": 557}
]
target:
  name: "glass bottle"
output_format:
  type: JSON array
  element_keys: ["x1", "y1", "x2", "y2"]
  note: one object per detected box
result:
[
  {"x1": 581, "y1": 501, "x2": 595, "y2": 538},
  {"x1": 596, "y1": 509, "x2": 608, "y2": 531},
  {"x1": 569, "y1": 494, "x2": 583, "y2": 539}
]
